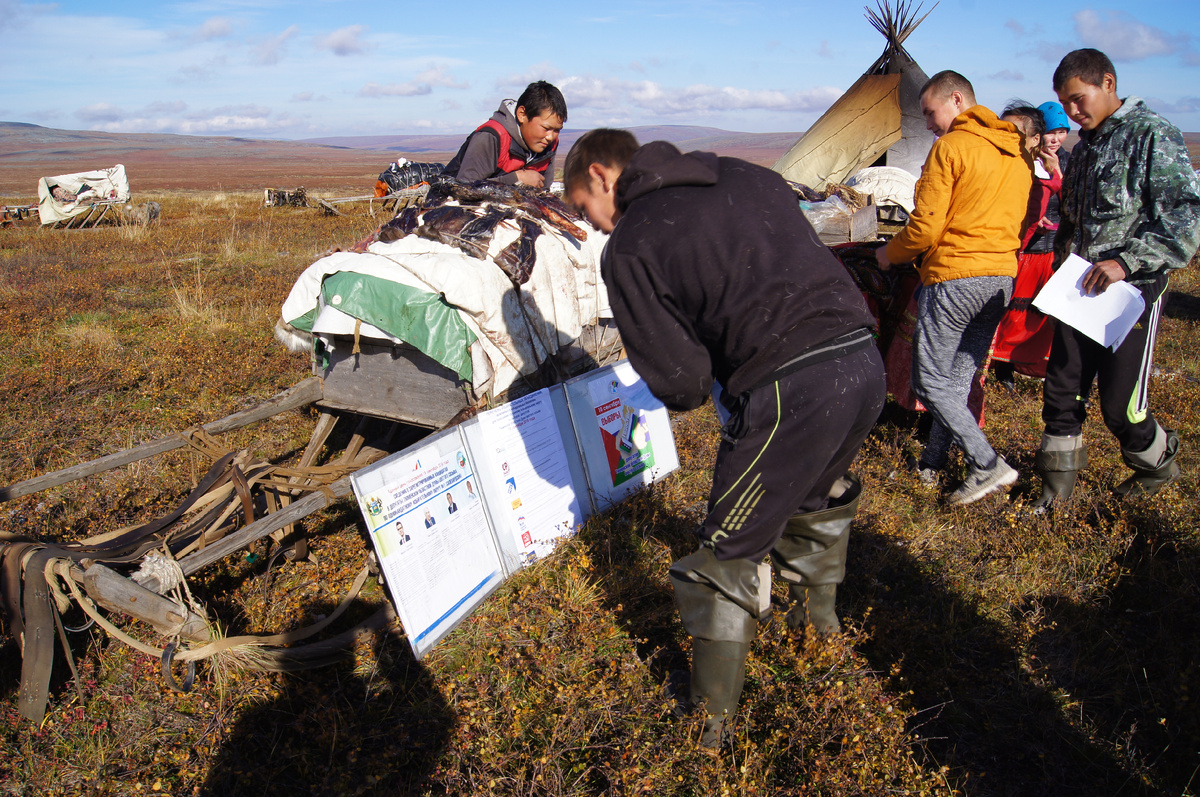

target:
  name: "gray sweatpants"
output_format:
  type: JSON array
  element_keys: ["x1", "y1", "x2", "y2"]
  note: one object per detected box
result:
[{"x1": 913, "y1": 276, "x2": 1013, "y2": 472}]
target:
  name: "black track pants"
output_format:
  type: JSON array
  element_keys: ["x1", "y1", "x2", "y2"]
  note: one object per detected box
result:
[
  {"x1": 1041, "y1": 275, "x2": 1167, "y2": 452},
  {"x1": 701, "y1": 346, "x2": 886, "y2": 563}
]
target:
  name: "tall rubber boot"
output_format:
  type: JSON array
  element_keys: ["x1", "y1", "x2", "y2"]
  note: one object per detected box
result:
[
  {"x1": 689, "y1": 638, "x2": 752, "y2": 749},
  {"x1": 1115, "y1": 424, "x2": 1181, "y2": 496},
  {"x1": 770, "y1": 474, "x2": 861, "y2": 634},
  {"x1": 669, "y1": 547, "x2": 760, "y2": 751},
  {"x1": 1032, "y1": 434, "x2": 1087, "y2": 513}
]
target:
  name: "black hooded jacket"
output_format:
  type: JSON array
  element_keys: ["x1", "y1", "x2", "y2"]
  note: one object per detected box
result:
[{"x1": 602, "y1": 142, "x2": 875, "y2": 411}]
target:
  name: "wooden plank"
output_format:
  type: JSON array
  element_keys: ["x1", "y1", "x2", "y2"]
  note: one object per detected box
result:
[
  {"x1": 80, "y1": 563, "x2": 212, "y2": 642},
  {"x1": 0, "y1": 378, "x2": 324, "y2": 502},
  {"x1": 849, "y1": 203, "x2": 878, "y2": 242},
  {"x1": 178, "y1": 476, "x2": 354, "y2": 575},
  {"x1": 317, "y1": 339, "x2": 468, "y2": 429}
]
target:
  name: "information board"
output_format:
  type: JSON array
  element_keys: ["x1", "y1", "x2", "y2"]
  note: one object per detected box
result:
[
  {"x1": 350, "y1": 428, "x2": 505, "y2": 659},
  {"x1": 351, "y1": 360, "x2": 680, "y2": 659}
]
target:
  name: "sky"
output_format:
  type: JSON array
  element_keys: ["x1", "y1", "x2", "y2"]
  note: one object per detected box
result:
[{"x1": 1, "y1": 0, "x2": 1198, "y2": 140}]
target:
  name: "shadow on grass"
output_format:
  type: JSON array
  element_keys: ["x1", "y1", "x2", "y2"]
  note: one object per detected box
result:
[
  {"x1": 1022, "y1": 502, "x2": 1200, "y2": 795},
  {"x1": 199, "y1": 601, "x2": 454, "y2": 797},
  {"x1": 575, "y1": 486, "x2": 699, "y2": 685},
  {"x1": 1164, "y1": 289, "x2": 1200, "y2": 322},
  {"x1": 846, "y1": 512, "x2": 1197, "y2": 797}
]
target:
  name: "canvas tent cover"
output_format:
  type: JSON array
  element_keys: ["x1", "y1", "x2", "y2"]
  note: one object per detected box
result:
[
  {"x1": 774, "y1": 2, "x2": 935, "y2": 189},
  {"x1": 280, "y1": 212, "x2": 611, "y2": 400},
  {"x1": 37, "y1": 164, "x2": 130, "y2": 225}
]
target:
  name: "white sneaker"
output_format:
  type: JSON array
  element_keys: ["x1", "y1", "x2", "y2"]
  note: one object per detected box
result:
[{"x1": 949, "y1": 457, "x2": 1018, "y2": 505}]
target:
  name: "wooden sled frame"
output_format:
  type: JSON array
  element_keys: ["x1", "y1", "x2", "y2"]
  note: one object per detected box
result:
[
  {"x1": 314, "y1": 185, "x2": 429, "y2": 217},
  {"x1": 46, "y1": 199, "x2": 125, "y2": 230},
  {"x1": 0, "y1": 378, "x2": 429, "y2": 720}
]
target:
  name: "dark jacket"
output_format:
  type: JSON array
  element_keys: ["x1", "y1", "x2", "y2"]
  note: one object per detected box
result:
[
  {"x1": 1054, "y1": 96, "x2": 1200, "y2": 286},
  {"x1": 601, "y1": 141, "x2": 875, "y2": 411},
  {"x1": 442, "y1": 100, "x2": 557, "y2": 185}
]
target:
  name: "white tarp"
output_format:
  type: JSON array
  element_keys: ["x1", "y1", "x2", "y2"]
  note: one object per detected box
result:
[
  {"x1": 846, "y1": 166, "x2": 918, "y2": 213},
  {"x1": 36, "y1": 164, "x2": 130, "y2": 225},
  {"x1": 281, "y1": 211, "x2": 611, "y2": 398}
]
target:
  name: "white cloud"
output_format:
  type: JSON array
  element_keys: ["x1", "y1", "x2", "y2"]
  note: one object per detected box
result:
[
  {"x1": 175, "y1": 56, "x2": 228, "y2": 83},
  {"x1": 255, "y1": 24, "x2": 297, "y2": 66},
  {"x1": 315, "y1": 24, "x2": 366, "y2": 56},
  {"x1": 989, "y1": 70, "x2": 1024, "y2": 81},
  {"x1": 1020, "y1": 40, "x2": 1075, "y2": 64},
  {"x1": 560, "y1": 75, "x2": 842, "y2": 116},
  {"x1": 292, "y1": 92, "x2": 327, "y2": 102},
  {"x1": 1073, "y1": 10, "x2": 1181, "y2": 61},
  {"x1": 193, "y1": 17, "x2": 232, "y2": 42},
  {"x1": 495, "y1": 62, "x2": 565, "y2": 90},
  {"x1": 1145, "y1": 96, "x2": 1200, "y2": 114},
  {"x1": 179, "y1": 105, "x2": 278, "y2": 134},
  {"x1": 359, "y1": 65, "x2": 467, "y2": 97},
  {"x1": 145, "y1": 100, "x2": 187, "y2": 114},
  {"x1": 75, "y1": 103, "x2": 127, "y2": 124}
]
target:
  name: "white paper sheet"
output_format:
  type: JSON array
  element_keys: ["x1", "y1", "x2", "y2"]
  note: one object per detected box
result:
[
  {"x1": 1032, "y1": 253, "x2": 1145, "y2": 350},
  {"x1": 473, "y1": 388, "x2": 582, "y2": 568}
]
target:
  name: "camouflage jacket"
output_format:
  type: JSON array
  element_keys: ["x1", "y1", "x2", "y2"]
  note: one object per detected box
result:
[{"x1": 1055, "y1": 96, "x2": 1200, "y2": 287}]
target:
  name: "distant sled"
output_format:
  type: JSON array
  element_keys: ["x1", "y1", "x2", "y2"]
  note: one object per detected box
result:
[{"x1": 37, "y1": 163, "x2": 131, "y2": 228}]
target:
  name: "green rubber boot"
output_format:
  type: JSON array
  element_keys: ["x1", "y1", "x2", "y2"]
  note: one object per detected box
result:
[
  {"x1": 1115, "y1": 425, "x2": 1181, "y2": 497},
  {"x1": 786, "y1": 583, "x2": 840, "y2": 633},
  {"x1": 1031, "y1": 434, "x2": 1087, "y2": 513},
  {"x1": 771, "y1": 475, "x2": 861, "y2": 635},
  {"x1": 669, "y1": 547, "x2": 761, "y2": 751},
  {"x1": 689, "y1": 638, "x2": 752, "y2": 749}
]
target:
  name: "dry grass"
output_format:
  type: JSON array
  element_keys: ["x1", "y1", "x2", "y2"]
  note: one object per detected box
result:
[{"x1": 0, "y1": 192, "x2": 1198, "y2": 796}]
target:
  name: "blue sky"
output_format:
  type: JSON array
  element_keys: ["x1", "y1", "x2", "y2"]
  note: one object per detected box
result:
[{"x1": 1, "y1": 0, "x2": 1198, "y2": 138}]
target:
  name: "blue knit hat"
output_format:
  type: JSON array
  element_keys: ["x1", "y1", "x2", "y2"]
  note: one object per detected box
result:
[{"x1": 1038, "y1": 101, "x2": 1071, "y2": 132}]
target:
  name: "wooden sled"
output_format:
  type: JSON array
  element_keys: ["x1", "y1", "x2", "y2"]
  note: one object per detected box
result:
[
  {"x1": 0, "y1": 316, "x2": 625, "y2": 722},
  {"x1": 44, "y1": 199, "x2": 125, "y2": 229}
]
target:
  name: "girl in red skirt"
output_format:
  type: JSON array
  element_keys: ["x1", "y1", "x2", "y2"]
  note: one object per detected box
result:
[{"x1": 991, "y1": 101, "x2": 1071, "y2": 388}]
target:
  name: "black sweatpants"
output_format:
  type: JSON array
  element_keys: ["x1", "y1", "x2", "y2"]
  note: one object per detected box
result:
[
  {"x1": 702, "y1": 345, "x2": 886, "y2": 563},
  {"x1": 1041, "y1": 275, "x2": 1168, "y2": 452}
]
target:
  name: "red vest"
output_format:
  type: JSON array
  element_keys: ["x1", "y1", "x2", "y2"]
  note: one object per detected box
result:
[{"x1": 474, "y1": 119, "x2": 556, "y2": 174}]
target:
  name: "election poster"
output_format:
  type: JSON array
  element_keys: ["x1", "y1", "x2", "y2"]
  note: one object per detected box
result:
[
  {"x1": 565, "y1": 360, "x2": 680, "y2": 508},
  {"x1": 351, "y1": 428, "x2": 504, "y2": 659}
]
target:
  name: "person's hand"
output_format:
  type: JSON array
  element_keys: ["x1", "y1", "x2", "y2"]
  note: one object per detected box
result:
[
  {"x1": 875, "y1": 246, "x2": 893, "y2": 271},
  {"x1": 1039, "y1": 149, "x2": 1061, "y2": 177},
  {"x1": 1081, "y1": 259, "x2": 1125, "y2": 294},
  {"x1": 514, "y1": 169, "x2": 544, "y2": 188}
]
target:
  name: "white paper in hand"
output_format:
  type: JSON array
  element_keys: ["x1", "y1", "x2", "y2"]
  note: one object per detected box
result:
[{"x1": 1032, "y1": 253, "x2": 1145, "y2": 350}]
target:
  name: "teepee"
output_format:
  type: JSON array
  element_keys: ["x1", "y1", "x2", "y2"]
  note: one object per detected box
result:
[{"x1": 774, "y1": 1, "x2": 937, "y2": 188}]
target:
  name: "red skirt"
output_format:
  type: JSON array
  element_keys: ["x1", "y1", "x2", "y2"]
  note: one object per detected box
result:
[{"x1": 991, "y1": 251, "x2": 1056, "y2": 378}]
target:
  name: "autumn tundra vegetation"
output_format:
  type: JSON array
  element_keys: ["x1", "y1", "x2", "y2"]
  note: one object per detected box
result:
[{"x1": 0, "y1": 189, "x2": 1197, "y2": 796}]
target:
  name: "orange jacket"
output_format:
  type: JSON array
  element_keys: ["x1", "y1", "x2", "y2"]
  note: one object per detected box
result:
[{"x1": 885, "y1": 105, "x2": 1033, "y2": 285}]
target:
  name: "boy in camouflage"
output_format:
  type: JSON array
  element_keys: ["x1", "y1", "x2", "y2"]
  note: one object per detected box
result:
[{"x1": 1034, "y1": 49, "x2": 1200, "y2": 508}]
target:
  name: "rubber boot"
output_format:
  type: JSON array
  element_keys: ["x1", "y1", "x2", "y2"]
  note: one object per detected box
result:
[
  {"x1": 770, "y1": 474, "x2": 861, "y2": 635},
  {"x1": 785, "y1": 583, "x2": 839, "y2": 633},
  {"x1": 1115, "y1": 425, "x2": 1181, "y2": 496},
  {"x1": 689, "y1": 638, "x2": 752, "y2": 749},
  {"x1": 669, "y1": 547, "x2": 760, "y2": 751},
  {"x1": 1031, "y1": 434, "x2": 1087, "y2": 513}
]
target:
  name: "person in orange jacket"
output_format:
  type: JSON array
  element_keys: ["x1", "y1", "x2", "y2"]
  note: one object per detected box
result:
[{"x1": 876, "y1": 70, "x2": 1032, "y2": 505}]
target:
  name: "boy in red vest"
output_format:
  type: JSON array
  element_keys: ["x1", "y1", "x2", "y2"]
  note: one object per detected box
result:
[{"x1": 442, "y1": 81, "x2": 566, "y2": 189}]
